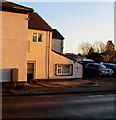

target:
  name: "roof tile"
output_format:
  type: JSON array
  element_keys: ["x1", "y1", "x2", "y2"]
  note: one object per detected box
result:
[{"x1": 28, "y1": 12, "x2": 52, "y2": 31}]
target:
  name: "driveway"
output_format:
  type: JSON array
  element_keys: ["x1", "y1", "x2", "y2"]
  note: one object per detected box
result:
[{"x1": 84, "y1": 77, "x2": 116, "y2": 86}]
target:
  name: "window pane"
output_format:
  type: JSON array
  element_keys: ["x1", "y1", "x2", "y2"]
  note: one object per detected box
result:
[
  {"x1": 27, "y1": 69, "x2": 34, "y2": 74},
  {"x1": 33, "y1": 33, "x2": 37, "y2": 35},
  {"x1": 38, "y1": 33, "x2": 42, "y2": 42},
  {"x1": 27, "y1": 63, "x2": 34, "y2": 74},
  {"x1": 33, "y1": 36, "x2": 37, "y2": 42},
  {"x1": 57, "y1": 66, "x2": 61, "y2": 73},
  {"x1": 27, "y1": 63, "x2": 34, "y2": 69},
  {"x1": 62, "y1": 65, "x2": 70, "y2": 73}
]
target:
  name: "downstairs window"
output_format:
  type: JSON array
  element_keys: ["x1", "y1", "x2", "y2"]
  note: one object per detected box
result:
[{"x1": 55, "y1": 64, "x2": 73, "y2": 76}]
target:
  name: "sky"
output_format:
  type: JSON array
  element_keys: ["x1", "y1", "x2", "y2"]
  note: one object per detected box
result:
[{"x1": 10, "y1": 0, "x2": 114, "y2": 54}]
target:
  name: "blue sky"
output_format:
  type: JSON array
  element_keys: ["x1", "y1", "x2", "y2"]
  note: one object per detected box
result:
[{"x1": 10, "y1": 0, "x2": 114, "y2": 53}]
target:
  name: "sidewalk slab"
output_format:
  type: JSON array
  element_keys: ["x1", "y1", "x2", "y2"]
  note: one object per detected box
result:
[
  {"x1": 2, "y1": 84, "x2": 116, "y2": 96},
  {"x1": 2, "y1": 78, "x2": 116, "y2": 96}
]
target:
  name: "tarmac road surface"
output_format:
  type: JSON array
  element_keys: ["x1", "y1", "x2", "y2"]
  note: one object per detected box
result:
[{"x1": 2, "y1": 93, "x2": 116, "y2": 119}]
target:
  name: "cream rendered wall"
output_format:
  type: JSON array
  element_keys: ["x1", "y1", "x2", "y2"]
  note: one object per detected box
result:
[
  {"x1": 52, "y1": 38, "x2": 63, "y2": 53},
  {"x1": 28, "y1": 29, "x2": 82, "y2": 80},
  {"x1": 49, "y1": 51, "x2": 83, "y2": 79},
  {"x1": 1, "y1": 11, "x2": 28, "y2": 81},
  {"x1": 0, "y1": 11, "x2": 2, "y2": 81},
  {"x1": 27, "y1": 29, "x2": 50, "y2": 79}
]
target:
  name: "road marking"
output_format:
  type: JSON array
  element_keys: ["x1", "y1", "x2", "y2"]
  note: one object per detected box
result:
[{"x1": 89, "y1": 95, "x2": 104, "y2": 97}]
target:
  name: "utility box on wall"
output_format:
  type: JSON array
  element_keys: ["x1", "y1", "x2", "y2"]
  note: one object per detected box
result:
[
  {"x1": 1, "y1": 69, "x2": 11, "y2": 82},
  {"x1": 11, "y1": 68, "x2": 18, "y2": 82}
]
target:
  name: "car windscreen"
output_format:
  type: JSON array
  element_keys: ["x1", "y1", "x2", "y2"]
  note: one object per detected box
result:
[
  {"x1": 96, "y1": 64, "x2": 106, "y2": 69},
  {"x1": 104, "y1": 64, "x2": 116, "y2": 70},
  {"x1": 112, "y1": 65, "x2": 116, "y2": 70}
]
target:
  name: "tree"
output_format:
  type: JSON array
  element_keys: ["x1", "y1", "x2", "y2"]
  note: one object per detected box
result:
[
  {"x1": 88, "y1": 47, "x2": 94, "y2": 55},
  {"x1": 78, "y1": 42, "x2": 92, "y2": 55},
  {"x1": 93, "y1": 41, "x2": 105, "y2": 53}
]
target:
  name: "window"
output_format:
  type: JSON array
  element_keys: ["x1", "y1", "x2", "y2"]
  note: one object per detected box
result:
[
  {"x1": 27, "y1": 63, "x2": 35, "y2": 74},
  {"x1": 32, "y1": 33, "x2": 42, "y2": 42},
  {"x1": 55, "y1": 64, "x2": 73, "y2": 76}
]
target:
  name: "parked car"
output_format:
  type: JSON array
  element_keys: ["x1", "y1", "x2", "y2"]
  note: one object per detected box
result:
[
  {"x1": 102, "y1": 63, "x2": 116, "y2": 76},
  {"x1": 84, "y1": 63, "x2": 114, "y2": 77}
]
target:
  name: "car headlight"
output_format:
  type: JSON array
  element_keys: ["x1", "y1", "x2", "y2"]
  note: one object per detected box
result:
[
  {"x1": 100, "y1": 70, "x2": 106, "y2": 73},
  {"x1": 110, "y1": 70, "x2": 114, "y2": 73}
]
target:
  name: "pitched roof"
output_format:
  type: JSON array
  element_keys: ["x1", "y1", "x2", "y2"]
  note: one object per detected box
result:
[
  {"x1": 28, "y1": 12, "x2": 52, "y2": 31},
  {"x1": 65, "y1": 54, "x2": 78, "y2": 61},
  {"x1": 52, "y1": 29, "x2": 64, "y2": 40},
  {"x1": 0, "y1": 0, "x2": 33, "y2": 13}
]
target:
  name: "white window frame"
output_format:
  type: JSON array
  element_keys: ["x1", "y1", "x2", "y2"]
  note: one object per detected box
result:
[
  {"x1": 32, "y1": 32, "x2": 42, "y2": 42},
  {"x1": 55, "y1": 64, "x2": 73, "y2": 76}
]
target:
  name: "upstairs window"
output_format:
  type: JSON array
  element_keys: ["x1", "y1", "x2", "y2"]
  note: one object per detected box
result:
[
  {"x1": 32, "y1": 33, "x2": 42, "y2": 42},
  {"x1": 55, "y1": 64, "x2": 73, "y2": 76}
]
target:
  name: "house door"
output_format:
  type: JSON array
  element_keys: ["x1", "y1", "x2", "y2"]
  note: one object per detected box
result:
[{"x1": 27, "y1": 63, "x2": 35, "y2": 83}]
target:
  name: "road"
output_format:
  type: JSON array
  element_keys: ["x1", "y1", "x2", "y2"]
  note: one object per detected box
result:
[{"x1": 2, "y1": 93, "x2": 116, "y2": 119}]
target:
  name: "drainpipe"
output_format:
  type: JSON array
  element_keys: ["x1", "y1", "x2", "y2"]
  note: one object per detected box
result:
[{"x1": 47, "y1": 31, "x2": 51, "y2": 80}]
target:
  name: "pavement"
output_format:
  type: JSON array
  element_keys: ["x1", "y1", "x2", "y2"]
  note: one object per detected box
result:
[{"x1": 2, "y1": 77, "x2": 116, "y2": 96}]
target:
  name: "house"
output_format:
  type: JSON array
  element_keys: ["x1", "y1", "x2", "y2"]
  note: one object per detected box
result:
[
  {"x1": 52, "y1": 29, "x2": 64, "y2": 54},
  {"x1": 1, "y1": 1, "x2": 82, "y2": 83},
  {"x1": 27, "y1": 12, "x2": 82, "y2": 81},
  {"x1": 27, "y1": 12, "x2": 53, "y2": 81},
  {"x1": 1, "y1": 0, "x2": 33, "y2": 82}
]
